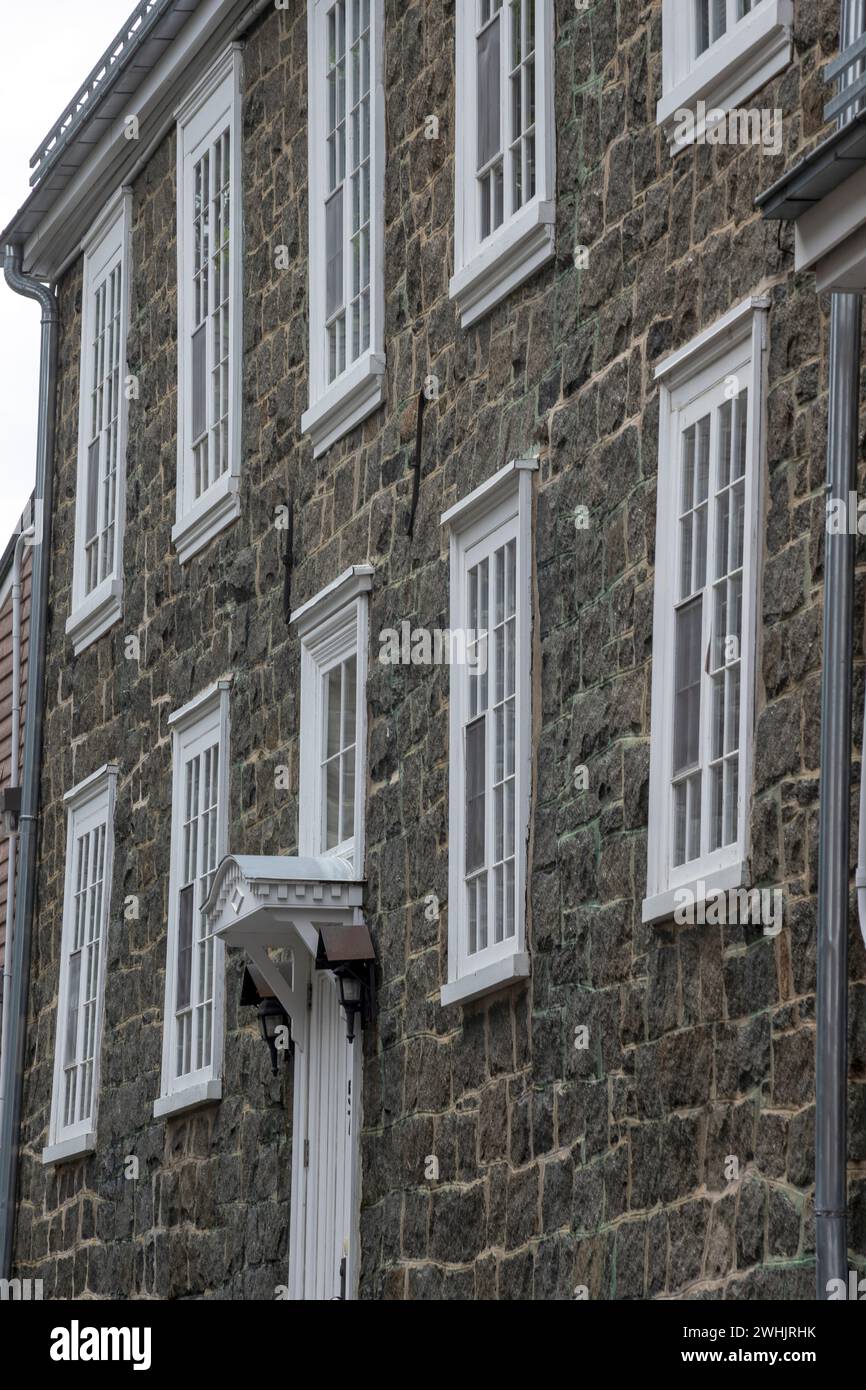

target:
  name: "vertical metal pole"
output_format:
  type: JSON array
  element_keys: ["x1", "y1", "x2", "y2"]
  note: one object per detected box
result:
[
  {"x1": 0, "y1": 250, "x2": 57, "y2": 1279},
  {"x1": 816, "y1": 0, "x2": 865, "y2": 1299}
]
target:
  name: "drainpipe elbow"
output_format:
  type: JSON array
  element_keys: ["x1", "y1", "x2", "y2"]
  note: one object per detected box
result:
[{"x1": 3, "y1": 245, "x2": 57, "y2": 323}]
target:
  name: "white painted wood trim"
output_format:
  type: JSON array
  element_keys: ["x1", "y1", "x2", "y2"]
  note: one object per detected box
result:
[
  {"x1": 174, "y1": 45, "x2": 243, "y2": 559},
  {"x1": 291, "y1": 565, "x2": 374, "y2": 633},
  {"x1": 657, "y1": 0, "x2": 793, "y2": 147},
  {"x1": 297, "y1": 576, "x2": 370, "y2": 877},
  {"x1": 42, "y1": 1132, "x2": 98, "y2": 1167},
  {"x1": 68, "y1": 188, "x2": 131, "y2": 654},
  {"x1": 451, "y1": 0, "x2": 556, "y2": 326},
  {"x1": 157, "y1": 682, "x2": 231, "y2": 1109},
  {"x1": 46, "y1": 765, "x2": 119, "y2": 1159},
  {"x1": 303, "y1": 0, "x2": 386, "y2": 454},
  {"x1": 443, "y1": 460, "x2": 534, "y2": 1002},
  {"x1": 644, "y1": 303, "x2": 768, "y2": 918}
]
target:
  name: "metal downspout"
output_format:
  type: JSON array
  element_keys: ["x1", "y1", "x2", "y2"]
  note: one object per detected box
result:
[
  {"x1": 0, "y1": 247, "x2": 57, "y2": 1280},
  {"x1": 816, "y1": 0, "x2": 865, "y2": 1299}
]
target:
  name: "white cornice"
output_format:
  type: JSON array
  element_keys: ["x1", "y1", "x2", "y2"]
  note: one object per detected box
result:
[{"x1": 291, "y1": 565, "x2": 375, "y2": 635}]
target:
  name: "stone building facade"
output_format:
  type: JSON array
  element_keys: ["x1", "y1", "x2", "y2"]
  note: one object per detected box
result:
[{"x1": 2, "y1": 0, "x2": 865, "y2": 1301}]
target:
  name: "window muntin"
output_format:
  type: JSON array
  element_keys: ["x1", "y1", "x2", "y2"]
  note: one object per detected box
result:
[
  {"x1": 475, "y1": 0, "x2": 537, "y2": 243},
  {"x1": 451, "y1": 1, "x2": 554, "y2": 329},
  {"x1": 670, "y1": 385, "x2": 749, "y2": 872},
  {"x1": 695, "y1": 0, "x2": 754, "y2": 56},
  {"x1": 47, "y1": 767, "x2": 117, "y2": 1157},
  {"x1": 644, "y1": 302, "x2": 766, "y2": 922},
  {"x1": 174, "y1": 49, "x2": 241, "y2": 562},
  {"x1": 463, "y1": 533, "x2": 518, "y2": 955},
  {"x1": 160, "y1": 685, "x2": 229, "y2": 1104},
  {"x1": 191, "y1": 130, "x2": 231, "y2": 500},
  {"x1": 295, "y1": 570, "x2": 371, "y2": 871},
  {"x1": 175, "y1": 738, "x2": 221, "y2": 1078},
  {"x1": 303, "y1": 3, "x2": 384, "y2": 455},
  {"x1": 443, "y1": 462, "x2": 534, "y2": 1001},
  {"x1": 68, "y1": 193, "x2": 129, "y2": 653},
  {"x1": 323, "y1": 0, "x2": 372, "y2": 383},
  {"x1": 322, "y1": 653, "x2": 357, "y2": 851},
  {"x1": 62, "y1": 821, "x2": 107, "y2": 1129},
  {"x1": 84, "y1": 262, "x2": 122, "y2": 595}
]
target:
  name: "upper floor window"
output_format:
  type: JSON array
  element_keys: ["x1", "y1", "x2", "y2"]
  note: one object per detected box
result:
[
  {"x1": 44, "y1": 765, "x2": 118, "y2": 1165},
  {"x1": 302, "y1": 1, "x2": 386, "y2": 457},
  {"x1": 174, "y1": 48, "x2": 242, "y2": 564},
  {"x1": 658, "y1": 0, "x2": 793, "y2": 148},
  {"x1": 67, "y1": 191, "x2": 130, "y2": 655},
  {"x1": 293, "y1": 566, "x2": 372, "y2": 872},
  {"x1": 155, "y1": 681, "x2": 230, "y2": 1117},
  {"x1": 644, "y1": 299, "x2": 768, "y2": 925},
  {"x1": 441, "y1": 460, "x2": 535, "y2": 1006},
  {"x1": 451, "y1": 0, "x2": 555, "y2": 329}
]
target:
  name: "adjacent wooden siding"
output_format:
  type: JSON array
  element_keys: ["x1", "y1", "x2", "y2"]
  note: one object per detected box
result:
[{"x1": 0, "y1": 545, "x2": 31, "y2": 973}]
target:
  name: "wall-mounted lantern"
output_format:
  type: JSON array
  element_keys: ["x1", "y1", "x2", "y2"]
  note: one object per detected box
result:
[
  {"x1": 315, "y1": 921, "x2": 376, "y2": 1044},
  {"x1": 240, "y1": 962, "x2": 291, "y2": 1075}
]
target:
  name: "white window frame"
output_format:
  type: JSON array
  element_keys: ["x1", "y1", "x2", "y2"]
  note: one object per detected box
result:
[
  {"x1": 302, "y1": 0, "x2": 386, "y2": 458},
  {"x1": 173, "y1": 46, "x2": 243, "y2": 565},
  {"x1": 155, "y1": 680, "x2": 231, "y2": 1118},
  {"x1": 67, "y1": 190, "x2": 131, "y2": 655},
  {"x1": 450, "y1": 0, "x2": 556, "y2": 330},
  {"x1": 657, "y1": 0, "x2": 793, "y2": 148},
  {"x1": 290, "y1": 567, "x2": 370, "y2": 1301},
  {"x1": 44, "y1": 764, "x2": 118, "y2": 1165},
  {"x1": 293, "y1": 566, "x2": 372, "y2": 874},
  {"x1": 643, "y1": 298, "x2": 768, "y2": 925},
  {"x1": 441, "y1": 460, "x2": 534, "y2": 1007}
]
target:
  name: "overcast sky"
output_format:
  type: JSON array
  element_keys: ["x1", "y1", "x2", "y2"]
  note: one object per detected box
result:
[{"x1": 0, "y1": 0, "x2": 136, "y2": 555}]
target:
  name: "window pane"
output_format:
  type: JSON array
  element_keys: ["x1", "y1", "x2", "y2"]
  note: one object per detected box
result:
[
  {"x1": 465, "y1": 717, "x2": 486, "y2": 875},
  {"x1": 477, "y1": 14, "x2": 501, "y2": 171},
  {"x1": 326, "y1": 756, "x2": 341, "y2": 847},
  {"x1": 192, "y1": 323, "x2": 207, "y2": 444},
  {"x1": 326, "y1": 188, "x2": 344, "y2": 321},
  {"x1": 177, "y1": 884, "x2": 194, "y2": 1012},
  {"x1": 343, "y1": 655, "x2": 357, "y2": 748},
  {"x1": 85, "y1": 439, "x2": 100, "y2": 545},
  {"x1": 65, "y1": 951, "x2": 82, "y2": 1067},
  {"x1": 673, "y1": 597, "x2": 702, "y2": 775},
  {"x1": 326, "y1": 666, "x2": 343, "y2": 760}
]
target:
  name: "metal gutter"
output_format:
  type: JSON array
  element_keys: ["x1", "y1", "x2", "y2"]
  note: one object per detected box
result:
[
  {"x1": 0, "y1": 0, "x2": 268, "y2": 281},
  {"x1": 28, "y1": 0, "x2": 180, "y2": 191},
  {"x1": 0, "y1": 250, "x2": 57, "y2": 1280},
  {"x1": 757, "y1": 110, "x2": 866, "y2": 219}
]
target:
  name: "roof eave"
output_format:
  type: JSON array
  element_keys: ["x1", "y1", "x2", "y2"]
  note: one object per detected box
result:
[{"x1": 758, "y1": 108, "x2": 866, "y2": 220}]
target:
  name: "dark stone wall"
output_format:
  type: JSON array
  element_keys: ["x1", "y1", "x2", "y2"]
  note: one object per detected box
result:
[{"x1": 10, "y1": 0, "x2": 866, "y2": 1300}]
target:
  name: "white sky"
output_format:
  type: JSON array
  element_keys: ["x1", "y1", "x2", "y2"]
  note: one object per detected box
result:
[{"x1": 0, "y1": 0, "x2": 137, "y2": 555}]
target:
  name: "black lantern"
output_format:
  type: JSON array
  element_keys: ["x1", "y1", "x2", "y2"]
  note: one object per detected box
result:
[
  {"x1": 240, "y1": 965, "x2": 291, "y2": 1074},
  {"x1": 257, "y1": 996, "x2": 290, "y2": 1074},
  {"x1": 316, "y1": 921, "x2": 376, "y2": 1044}
]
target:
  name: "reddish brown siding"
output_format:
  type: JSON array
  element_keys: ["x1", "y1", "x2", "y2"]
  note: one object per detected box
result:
[{"x1": 0, "y1": 543, "x2": 31, "y2": 973}]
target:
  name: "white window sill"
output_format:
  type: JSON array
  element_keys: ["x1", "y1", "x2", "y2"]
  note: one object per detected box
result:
[
  {"x1": 301, "y1": 351, "x2": 386, "y2": 458},
  {"x1": 153, "y1": 1078, "x2": 222, "y2": 1120},
  {"x1": 42, "y1": 1131, "x2": 97, "y2": 1166},
  {"x1": 66, "y1": 577, "x2": 123, "y2": 655},
  {"x1": 441, "y1": 950, "x2": 530, "y2": 1008},
  {"x1": 172, "y1": 472, "x2": 240, "y2": 565},
  {"x1": 642, "y1": 859, "x2": 749, "y2": 926},
  {"x1": 657, "y1": 0, "x2": 793, "y2": 150},
  {"x1": 450, "y1": 200, "x2": 555, "y2": 330}
]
